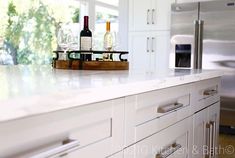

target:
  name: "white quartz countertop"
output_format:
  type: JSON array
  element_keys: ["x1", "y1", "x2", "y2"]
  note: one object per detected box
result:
[{"x1": 0, "y1": 65, "x2": 223, "y2": 122}]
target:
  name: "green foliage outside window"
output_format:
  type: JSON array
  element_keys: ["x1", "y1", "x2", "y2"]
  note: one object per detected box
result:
[
  {"x1": 72, "y1": 8, "x2": 80, "y2": 23},
  {"x1": 1, "y1": 0, "x2": 81, "y2": 65},
  {"x1": 5, "y1": 1, "x2": 59, "y2": 65}
]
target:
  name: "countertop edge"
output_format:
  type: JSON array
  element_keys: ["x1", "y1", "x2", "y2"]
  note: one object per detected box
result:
[{"x1": 0, "y1": 71, "x2": 223, "y2": 123}]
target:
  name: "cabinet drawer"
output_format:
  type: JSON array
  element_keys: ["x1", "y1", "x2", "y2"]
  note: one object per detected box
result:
[
  {"x1": 125, "y1": 84, "x2": 192, "y2": 147},
  {"x1": 0, "y1": 99, "x2": 124, "y2": 158},
  {"x1": 108, "y1": 151, "x2": 123, "y2": 158},
  {"x1": 124, "y1": 117, "x2": 192, "y2": 158},
  {"x1": 193, "y1": 78, "x2": 220, "y2": 113}
]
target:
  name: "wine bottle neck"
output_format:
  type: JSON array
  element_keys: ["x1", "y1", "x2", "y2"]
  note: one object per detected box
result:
[
  {"x1": 106, "y1": 21, "x2": 110, "y2": 32},
  {"x1": 84, "y1": 16, "x2": 89, "y2": 30}
]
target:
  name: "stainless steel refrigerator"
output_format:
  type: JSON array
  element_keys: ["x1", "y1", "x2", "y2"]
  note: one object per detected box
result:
[{"x1": 170, "y1": 0, "x2": 235, "y2": 129}]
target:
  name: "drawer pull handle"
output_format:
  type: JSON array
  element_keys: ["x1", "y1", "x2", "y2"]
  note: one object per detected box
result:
[
  {"x1": 156, "y1": 143, "x2": 182, "y2": 158},
  {"x1": 157, "y1": 103, "x2": 184, "y2": 113},
  {"x1": 203, "y1": 89, "x2": 218, "y2": 96},
  {"x1": 31, "y1": 139, "x2": 80, "y2": 158}
]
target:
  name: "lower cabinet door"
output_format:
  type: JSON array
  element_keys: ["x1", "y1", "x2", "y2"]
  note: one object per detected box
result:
[
  {"x1": 124, "y1": 117, "x2": 192, "y2": 158},
  {"x1": 192, "y1": 107, "x2": 208, "y2": 158},
  {"x1": 208, "y1": 102, "x2": 220, "y2": 158},
  {"x1": 192, "y1": 102, "x2": 220, "y2": 158}
]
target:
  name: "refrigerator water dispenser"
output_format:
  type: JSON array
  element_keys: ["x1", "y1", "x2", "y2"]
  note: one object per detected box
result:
[{"x1": 175, "y1": 44, "x2": 191, "y2": 68}]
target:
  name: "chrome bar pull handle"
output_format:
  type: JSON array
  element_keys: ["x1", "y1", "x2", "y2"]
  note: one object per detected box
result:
[
  {"x1": 152, "y1": 9, "x2": 155, "y2": 24},
  {"x1": 209, "y1": 122, "x2": 214, "y2": 158},
  {"x1": 147, "y1": 37, "x2": 150, "y2": 52},
  {"x1": 31, "y1": 139, "x2": 80, "y2": 158},
  {"x1": 156, "y1": 143, "x2": 182, "y2": 158},
  {"x1": 203, "y1": 89, "x2": 218, "y2": 96},
  {"x1": 152, "y1": 37, "x2": 155, "y2": 52},
  {"x1": 206, "y1": 122, "x2": 211, "y2": 158},
  {"x1": 157, "y1": 103, "x2": 184, "y2": 113},
  {"x1": 147, "y1": 9, "x2": 150, "y2": 24},
  {"x1": 211, "y1": 121, "x2": 216, "y2": 158}
]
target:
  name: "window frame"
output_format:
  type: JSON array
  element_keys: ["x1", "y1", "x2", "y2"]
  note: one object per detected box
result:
[{"x1": 88, "y1": 0, "x2": 128, "y2": 50}]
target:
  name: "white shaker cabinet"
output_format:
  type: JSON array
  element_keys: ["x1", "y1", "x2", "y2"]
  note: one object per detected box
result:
[
  {"x1": 192, "y1": 108, "x2": 208, "y2": 158},
  {"x1": 0, "y1": 99, "x2": 125, "y2": 158},
  {"x1": 0, "y1": 73, "x2": 221, "y2": 158},
  {"x1": 207, "y1": 102, "x2": 220, "y2": 158},
  {"x1": 129, "y1": 0, "x2": 153, "y2": 31},
  {"x1": 129, "y1": 0, "x2": 173, "y2": 31},
  {"x1": 124, "y1": 83, "x2": 191, "y2": 147},
  {"x1": 123, "y1": 77, "x2": 221, "y2": 158},
  {"x1": 192, "y1": 77, "x2": 220, "y2": 158},
  {"x1": 124, "y1": 117, "x2": 192, "y2": 158},
  {"x1": 129, "y1": 31, "x2": 170, "y2": 71},
  {"x1": 128, "y1": 0, "x2": 173, "y2": 71}
]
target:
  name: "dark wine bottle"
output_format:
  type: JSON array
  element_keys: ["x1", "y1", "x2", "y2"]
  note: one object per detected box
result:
[{"x1": 80, "y1": 16, "x2": 92, "y2": 61}]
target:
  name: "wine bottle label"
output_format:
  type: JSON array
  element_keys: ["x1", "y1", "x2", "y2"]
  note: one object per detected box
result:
[
  {"x1": 104, "y1": 32, "x2": 113, "y2": 51},
  {"x1": 81, "y1": 37, "x2": 92, "y2": 53}
]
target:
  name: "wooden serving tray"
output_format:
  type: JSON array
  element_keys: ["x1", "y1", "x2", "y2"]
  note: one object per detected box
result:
[
  {"x1": 52, "y1": 50, "x2": 129, "y2": 70},
  {"x1": 53, "y1": 60, "x2": 129, "y2": 70}
]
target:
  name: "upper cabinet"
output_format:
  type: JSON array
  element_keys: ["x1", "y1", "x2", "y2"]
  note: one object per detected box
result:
[
  {"x1": 129, "y1": 31, "x2": 170, "y2": 72},
  {"x1": 129, "y1": 0, "x2": 173, "y2": 31}
]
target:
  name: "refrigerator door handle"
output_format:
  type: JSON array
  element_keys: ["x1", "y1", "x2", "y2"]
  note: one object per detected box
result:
[
  {"x1": 194, "y1": 20, "x2": 199, "y2": 69},
  {"x1": 197, "y1": 20, "x2": 204, "y2": 69}
]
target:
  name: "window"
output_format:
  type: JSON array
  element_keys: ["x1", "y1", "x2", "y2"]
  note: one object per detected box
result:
[
  {"x1": 0, "y1": 0, "x2": 128, "y2": 65},
  {"x1": 93, "y1": 0, "x2": 119, "y2": 50},
  {"x1": 0, "y1": 0, "x2": 88, "y2": 65}
]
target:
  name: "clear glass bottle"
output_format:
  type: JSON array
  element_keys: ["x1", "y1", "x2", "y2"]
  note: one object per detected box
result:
[{"x1": 103, "y1": 21, "x2": 113, "y2": 61}]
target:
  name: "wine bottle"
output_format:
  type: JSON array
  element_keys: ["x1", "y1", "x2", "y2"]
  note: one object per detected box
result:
[
  {"x1": 103, "y1": 21, "x2": 113, "y2": 61},
  {"x1": 80, "y1": 16, "x2": 92, "y2": 61},
  {"x1": 104, "y1": 21, "x2": 113, "y2": 51}
]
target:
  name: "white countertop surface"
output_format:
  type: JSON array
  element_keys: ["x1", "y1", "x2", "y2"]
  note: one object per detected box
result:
[{"x1": 0, "y1": 65, "x2": 222, "y2": 122}]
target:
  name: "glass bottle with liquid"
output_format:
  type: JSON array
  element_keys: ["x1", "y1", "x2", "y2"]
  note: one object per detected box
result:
[
  {"x1": 80, "y1": 16, "x2": 92, "y2": 61},
  {"x1": 103, "y1": 21, "x2": 113, "y2": 61}
]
